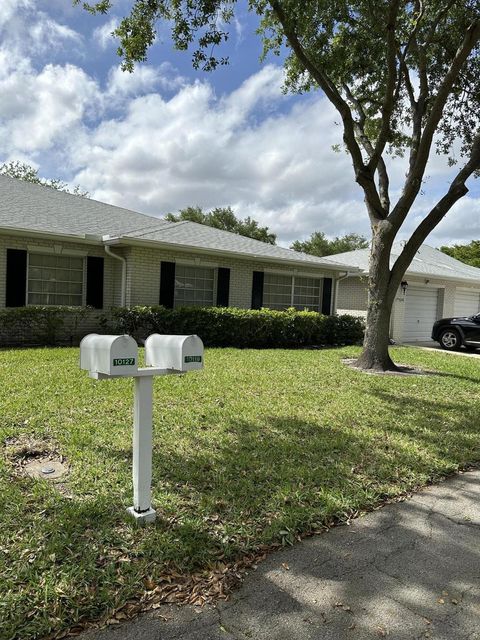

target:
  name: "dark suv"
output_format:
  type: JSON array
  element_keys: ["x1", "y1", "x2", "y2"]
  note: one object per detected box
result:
[{"x1": 432, "y1": 314, "x2": 480, "y2": 351}]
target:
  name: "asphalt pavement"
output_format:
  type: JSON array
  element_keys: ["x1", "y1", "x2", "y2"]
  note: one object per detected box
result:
[{"x1": 82, "y1": 469, "x2": 480, "y2": 640}]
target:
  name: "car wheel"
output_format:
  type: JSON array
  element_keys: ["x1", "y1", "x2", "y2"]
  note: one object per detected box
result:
[{"x1": 439, "y1": 329, "x2": 462, "y2": 351}]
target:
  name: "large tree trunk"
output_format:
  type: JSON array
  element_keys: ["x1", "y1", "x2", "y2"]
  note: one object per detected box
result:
[{"x1": 355, "y1": 227, "x2": 398, "y2": 372}]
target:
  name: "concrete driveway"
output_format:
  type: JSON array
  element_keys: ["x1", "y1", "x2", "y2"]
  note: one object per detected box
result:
[
  {"x1": 82, "y1": 470, "x2": 480, "y2": 640},
  {"x1": 402, "y1": 341, "x2": 480, "y2": 357}
]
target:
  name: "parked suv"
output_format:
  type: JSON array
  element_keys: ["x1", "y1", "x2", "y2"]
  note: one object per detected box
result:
[{"x1": 431, "y1": 314, "x2": 480, "y2": 351}]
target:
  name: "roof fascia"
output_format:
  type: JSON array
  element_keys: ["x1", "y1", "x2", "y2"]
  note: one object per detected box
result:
[
  {"x1": 345, "y1": 266, "x2": 480, "y2": 286},
  {"x1": 0, "y1": 226, "x2": 104, "y2": 245}
]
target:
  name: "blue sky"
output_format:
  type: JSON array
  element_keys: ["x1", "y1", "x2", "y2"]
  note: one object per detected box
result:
[{"x1": 1, "y1": 0, "x2": 478, "y2": 247}]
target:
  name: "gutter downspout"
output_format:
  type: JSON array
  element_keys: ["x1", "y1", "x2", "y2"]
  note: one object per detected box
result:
[
  {"x1": 334, "y1": 271, "x2": 355, "y2": 314},
  {"x1": 104, "y1": 245, "x2": 127, "y2": 307}
]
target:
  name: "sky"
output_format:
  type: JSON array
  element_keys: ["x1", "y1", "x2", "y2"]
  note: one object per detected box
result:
[{"x1": 1, "y1": 0, "x2": 479, "y2": 248}]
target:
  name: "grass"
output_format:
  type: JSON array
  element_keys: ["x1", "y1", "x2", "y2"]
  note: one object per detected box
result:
[{"x1": 1, "y1": 345, "x2": 479, "y2": 639}]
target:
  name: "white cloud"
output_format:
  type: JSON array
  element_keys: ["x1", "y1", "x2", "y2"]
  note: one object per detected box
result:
[
  {"x1": 28, "y1": 14, "x2": 82, "y2": 54},
  {"x1": 0, "y1": 60, "x2": 98, "y2": 154},
  {"x1": 93, "y1": 17, "x2": 119, "y2": 50},
  {"x1": 0, "y1": 0, "x2": 477, "y2": 250},
  {"x1": 0, "y1": 2, "x2": 83, "y2": 58}
]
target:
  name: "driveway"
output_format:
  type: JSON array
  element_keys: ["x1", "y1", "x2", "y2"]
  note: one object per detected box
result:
[{"x1": 402, "y1": 341, "x2": 480, "y2": 358}]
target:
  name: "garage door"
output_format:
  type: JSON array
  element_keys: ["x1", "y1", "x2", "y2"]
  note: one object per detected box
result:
[
  {"x1": 404, "y1": 286, "x2": 439, "y2": 341},
  {"x1": 454, "y1": 289, "x2": 480, "y2": 317}
]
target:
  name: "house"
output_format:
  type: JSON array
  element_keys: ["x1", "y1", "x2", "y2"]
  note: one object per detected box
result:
[
  {"x1": 321, "y1": 243, "x2": 480, "y2": 342},
  {"x1": 0, "y1": 176, "x2": 360, "y2": 335}
]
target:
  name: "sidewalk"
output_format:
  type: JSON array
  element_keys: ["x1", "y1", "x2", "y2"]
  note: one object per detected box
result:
[{"x1": 83, "y1": 470, "x2": 480, "y2": 640}]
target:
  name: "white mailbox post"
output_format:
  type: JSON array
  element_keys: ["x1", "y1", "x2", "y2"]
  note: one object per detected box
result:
[{"x1": 80, "y1": 333, "x2": 204, "y2": 524}]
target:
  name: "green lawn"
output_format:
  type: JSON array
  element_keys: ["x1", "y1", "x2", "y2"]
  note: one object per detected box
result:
[{"x1": 1, "y1": 346, "x2": 479, "y2": 639}]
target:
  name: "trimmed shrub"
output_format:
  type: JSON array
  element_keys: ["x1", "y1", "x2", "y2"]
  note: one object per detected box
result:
[
  {"x1": 0, "y1": 306, "x2": 91, "y2": 346},
  {"x1": 106, "y1": 306, "x2": 365, "y2": 348}
]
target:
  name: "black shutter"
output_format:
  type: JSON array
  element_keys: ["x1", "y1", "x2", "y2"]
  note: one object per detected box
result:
[
  {"x1": 216, "y1": 268, "x2": 230, "y2": 307},
  {"x1": 159, "y1": 261, "x2": 175, "y2": 308},
  {"x1": 86, "y1": 256, "x2": 104, "y2": 309},
  {"x1": 251, "y1": 271, "x2": 264, "y2": 309},
  {"x1": 321, "y1": 278, "x2": 333, "y2": 315},
  {"x1": 6, "y1": 249, "x2": 27, "y2": 307}
]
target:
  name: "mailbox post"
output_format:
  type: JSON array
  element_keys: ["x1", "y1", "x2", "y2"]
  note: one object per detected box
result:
[{"x1": 80, "y1": 333, "x2": 204, "y2": 525}]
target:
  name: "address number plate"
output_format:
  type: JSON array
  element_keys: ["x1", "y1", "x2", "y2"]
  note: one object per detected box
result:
[{"x1": 113, "y1": 358, "x2": 136, "y2": 366}]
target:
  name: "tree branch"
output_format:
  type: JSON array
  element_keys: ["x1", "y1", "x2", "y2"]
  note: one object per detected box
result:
[
  {"x1": 268, "y1": 0, "x2": 388, "y2": 222},
  {"x1": 344, "y1": 85, "x2": 390, "y2": 213},
  {"x1": 390, "y1": 133, "x2": 480, "y2": 285},
  {"x1": 389, "y1": 19, "x2": 480, "y2": 229},
  {"x1": 367, "y1": 0, "x2": 400, "y2": 173}
]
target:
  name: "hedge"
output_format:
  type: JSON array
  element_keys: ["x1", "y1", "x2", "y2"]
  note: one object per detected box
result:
[
  {"x1": 0, "y1": 306, "x2": 92, "y2": 347},
  {"x1": 106, "y1": 306, "x2": 365, "y2": 349}
]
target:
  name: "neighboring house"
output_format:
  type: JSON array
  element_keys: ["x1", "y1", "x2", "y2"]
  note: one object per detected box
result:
[
  {"x1": 0, "y1": 176, "x2": 360, "y2": 331},
  {"x1": 322, "y1": 243, "x2": 480, "y2": 342}
]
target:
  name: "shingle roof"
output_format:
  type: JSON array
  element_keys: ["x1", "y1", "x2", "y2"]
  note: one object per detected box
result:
[
  {"x1": 0, "y1": 175, "x2": 354, "y2": 270},
  {"x1": 0, "y1": 174, "x2": 166, "y2": 238},
  {"x1": 121, "y1": 221, "x2": 351, "y2": 268},
  {"x1": 321, "y1": 243, "x2": 480, "y2": 284}
]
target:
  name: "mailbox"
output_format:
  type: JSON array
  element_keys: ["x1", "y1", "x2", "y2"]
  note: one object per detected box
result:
[
  {"x1": 145, "y1": 334, "x2": 204, "y2": 372},
  {"x1": 80, "y1": 334, "x2": 138, "y2": 376}
]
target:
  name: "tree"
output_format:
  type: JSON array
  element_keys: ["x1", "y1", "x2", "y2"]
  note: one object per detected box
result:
[
  {"x1": 77, "y1": 1, "x2": 480, "y2": 371},
  {"x1": 0, "y1": 161, "x2": 88, "y2": 196},
  {"x1": 291, "y1": 232, "x2": 368, "y2": 257},
  {"x1": 165, "y1": 205, "x2": 277, "y2": 244},
  {"x1": 440, "y1": 240, "x2": 480, "y2": 268}
]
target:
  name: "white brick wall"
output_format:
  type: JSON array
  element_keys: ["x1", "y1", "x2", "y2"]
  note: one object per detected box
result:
[
  {"x1": 0, "y1": 233, "x2": 118, "y2": 309},
  {"x1": 0, "y1": 234, "x2": 120, "y2": 342},
  {"x1": 336, "y1": 276, "x2": 368, "y2": 315},
  {"x1": 337, "y1": 274, "x2": 480, "y2": 342},
  {"x1": 124, "y1": 245, "x2": 339, "y2": 309}
]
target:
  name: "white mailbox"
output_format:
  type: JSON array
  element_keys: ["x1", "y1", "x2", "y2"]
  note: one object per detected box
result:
[
  {"x1": 145, "y1": 334, "x2": 204, "y2": 372},
  {"x1": 80, "y1": 334, "x2": 138, "y2": 376}
]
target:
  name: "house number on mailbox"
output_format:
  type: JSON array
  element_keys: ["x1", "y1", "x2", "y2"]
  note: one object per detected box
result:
[{"x1": 113, "y1": 358, "x2": 136, "y2": 366}]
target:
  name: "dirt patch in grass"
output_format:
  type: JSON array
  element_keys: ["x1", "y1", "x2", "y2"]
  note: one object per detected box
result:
[{"x1": 3, "y1": 434, "x2": 69, "y2": 485}]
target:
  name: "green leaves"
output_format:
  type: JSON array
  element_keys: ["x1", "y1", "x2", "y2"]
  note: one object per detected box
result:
[
  {"x1": 107, "y1": 305, "x2": 365, "y2": 348},
  {"x1": 165, "y1": 205, "x2": 277, "y2": 244},
  {"x1": 291, "y1": 231, "x2": 369, "y2": 257},
  {"x1": 0, "y1": 161, "x2": 89, "y2": 196}
]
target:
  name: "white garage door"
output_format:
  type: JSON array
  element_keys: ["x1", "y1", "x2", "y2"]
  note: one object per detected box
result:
[
  {"x1": 454, "y1": 289, "x2": 480, "y2": 317},
  {"x1": 404, "y1": 286, "x2": 439, "y2": 341}
]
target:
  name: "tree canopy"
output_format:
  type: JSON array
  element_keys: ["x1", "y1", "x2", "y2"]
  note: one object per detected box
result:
[
  {"x1": 165, "y1": 206, "x2": 277, "y2": 244},
  {"x1": 440, "y1": 240, "x2": 480, "y2": 268},
  {"x1": 291, "y1": 232, "x2": 368, "y2": 257},
  {"x1": 77, "y1": 0, "x2": 480, "y2": 370},
  {"x1": 0, "y1": 161, "x2": 88, "y2": 196}
]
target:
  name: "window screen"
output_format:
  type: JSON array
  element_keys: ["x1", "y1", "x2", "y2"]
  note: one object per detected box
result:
[
  {"x1": 28, "y1": 254, "x2": 84, "y2": 306},
  {"x1": 174, "y1": 265, "x2": 215, "y2": 307}
]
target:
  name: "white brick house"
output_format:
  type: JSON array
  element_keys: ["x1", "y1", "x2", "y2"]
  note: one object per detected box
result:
[
  {"x1": 322, "y1": 244, "x2": 480, "y2": 342},
  {"x1": 0, "y1": 176, "x2": 360, "y2": 324}
]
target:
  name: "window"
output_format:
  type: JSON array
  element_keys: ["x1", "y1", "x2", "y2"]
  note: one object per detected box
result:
[
  {"x1": 263, "y1": 273, "x2": 293, "y2": 310},
  {"x1": 27, "y1": 253, "x2": 84, "y2": 306},
  {"x1": 174, "y1": 265, "x2": 215, "y2": 308},
  {"x1": 293, "y1": 276, "x2": 321, "y2": 312},
  {"x1": 263, "y1": 273, "x2": 322, "y2": 312}
]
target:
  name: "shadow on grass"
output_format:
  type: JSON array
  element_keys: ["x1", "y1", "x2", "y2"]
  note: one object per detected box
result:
[{"x1": 4, "y1": 373, "x2": 480, "y2": 640}]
